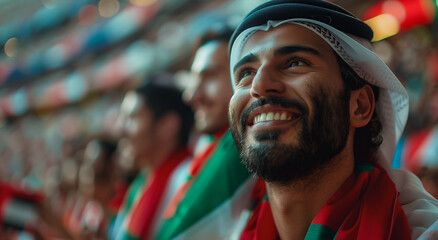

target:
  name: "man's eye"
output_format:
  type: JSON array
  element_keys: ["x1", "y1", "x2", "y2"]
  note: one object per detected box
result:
[
  {"x1": 288, "y1": 59, "x2": 309, "y2": 68},
  {"x1": 241, "y1": 71, "x2": 252, "y2": 78},
  {"x1": 237, "y1": 68, "x2": 255, "y2": 82}
]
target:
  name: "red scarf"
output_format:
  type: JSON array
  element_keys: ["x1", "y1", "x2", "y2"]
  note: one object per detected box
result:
[
  {"x1": 240, "y1": 163, "x2": 411, "y2": 240},
  {"x1": 127, "y1": 147, "x2": 190, "y2": 238}
]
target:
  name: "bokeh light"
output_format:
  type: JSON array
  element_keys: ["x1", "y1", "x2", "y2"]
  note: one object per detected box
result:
[
  {"x1": 98, "y1": 0, "x2": 120, "y2": 18},
  {"x1": 129, "y1": 0, "x2": 157, "y2": 7},
  {"x1": 382, "y1": 0, "x2": 406, "y2": 23},
  {"x1": 4, "y1": 38, "x2": 18, "y2": 57}
]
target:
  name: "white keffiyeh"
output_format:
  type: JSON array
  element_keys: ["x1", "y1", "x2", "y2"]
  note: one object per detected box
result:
[{"x1": 230, "y1": 19, "x2": 438, "y2": 239}]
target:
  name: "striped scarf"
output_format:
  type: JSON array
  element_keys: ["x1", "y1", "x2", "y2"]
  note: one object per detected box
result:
[
  {"x1": 110, "y1": 148, "x2": 190, "y2": 240},
  {"x1": 156, "y1": 129, "x2": 253, "y2": 240},
  {"x1": 240, "y1": 163, "x2": 411, "y2": 240}
]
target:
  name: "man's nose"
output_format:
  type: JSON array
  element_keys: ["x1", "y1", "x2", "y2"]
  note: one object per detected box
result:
[
  {"x1": 184, "y1": 81, "x2": 203, "y2": 105},
  {"x1": 250, "y1": 66, "x2": 285, "y2": 98}
]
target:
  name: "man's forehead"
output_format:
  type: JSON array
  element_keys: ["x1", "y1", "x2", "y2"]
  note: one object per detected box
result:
[
  {"x1": 191, "y1": 41, "x2": 225, "y2": 73},
  {"x1": 238, "y1": 24, "x2": 330, "y2": 61}
]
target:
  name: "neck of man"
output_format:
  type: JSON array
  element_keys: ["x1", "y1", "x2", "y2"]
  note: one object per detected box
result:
[
  {"x1": 266, "y1": 145, "x2": 355, "y2": 240},
  {"x1": 140, "y1": 139, "x2": 180, "y2": 170},
  {"x1": 212, "y1": 125, "x2": 229, "y2": 139}
]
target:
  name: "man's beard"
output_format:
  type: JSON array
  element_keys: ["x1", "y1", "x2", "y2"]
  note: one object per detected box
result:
[{"x1": 229, "y1": 86, "x2": 350, "y2": 185}]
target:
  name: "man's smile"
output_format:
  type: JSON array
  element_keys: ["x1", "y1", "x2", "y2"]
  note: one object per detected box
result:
[
  {"x1": 254, "y1": 111, "x2": 290, "y2": 124},
  {"x1": 246, "y1": 105, "x2": 303, "y2": 127},
  {"x1": 251, "y1": 110, "x2": 302, "y2": 125},
  {"x1": 238, "y1": 97, "x2": 308, "y2": 136}
]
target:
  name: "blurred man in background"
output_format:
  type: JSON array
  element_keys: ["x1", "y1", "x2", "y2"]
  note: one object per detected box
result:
[
  {"x1": 156, "y1": 27, "x2": 255, "y2": 240},
  {"x1": 78, "y1": 137, "x2": 124, "y2": 238},
  {"x1": 110, "y1": 75, "x2": 194, "y2": 240}
]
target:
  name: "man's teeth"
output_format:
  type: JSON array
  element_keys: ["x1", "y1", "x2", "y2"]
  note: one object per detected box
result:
[{"x1": 254, "y1": 112, "x2": 292, "y2": 124}]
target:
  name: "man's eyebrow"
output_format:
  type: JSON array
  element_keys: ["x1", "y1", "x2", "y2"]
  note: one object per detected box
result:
[
  {"x1": 233, "y1": 53, "x2": 258, "y2": 74},
  {"x1": 233, "y1": 46, "x2": 320, "y2": 73},
  {"x1": 274, "y1": 45, "x2": 320, "y2": 57}
]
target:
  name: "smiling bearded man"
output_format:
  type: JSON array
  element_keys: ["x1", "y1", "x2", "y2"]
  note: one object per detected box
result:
[{"x1": 228, "y1": 0, "x2": 438, "y2": 239}]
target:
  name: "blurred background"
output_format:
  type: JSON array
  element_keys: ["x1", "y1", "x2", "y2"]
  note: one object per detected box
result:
[{"x1": 0, "y1": 0, "x2": 438, "y2": 229}]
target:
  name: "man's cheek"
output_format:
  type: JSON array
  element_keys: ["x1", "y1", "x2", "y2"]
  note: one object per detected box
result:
[
  {"x1": 228, "y1": 95, "x2": 245, "y2": 146},
  {"x1": 228, "y1": 110, "x2": 241, "y2": 134},
  {"x1": 229, "y1": 90, "x2": 248, "y2": 112},
  {"x1": 228, "y1": 95, "x2": 239, "y2": 122}
]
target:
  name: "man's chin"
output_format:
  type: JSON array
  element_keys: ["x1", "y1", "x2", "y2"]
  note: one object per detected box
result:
[
  {"x1": 195, "y1": 120, "x2": 207, "y2": 131},
  {"x1": 241, "y1": 139, "x2": 318, "y2": 184},
  {"x1": 244, "y1": 128, "x2": 281, "y2": 142}
]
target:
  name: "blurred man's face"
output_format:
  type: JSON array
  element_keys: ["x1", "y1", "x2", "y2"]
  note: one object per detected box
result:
[
  {"x1": 120, "y1": 92, "x2": 157, "y2": 162},
  {"x1": 186, "y1": 41, "x2": 233, "y2": 134},
  {"x1": 229, "y1": 24, "x2": 350, "y2": 183}
]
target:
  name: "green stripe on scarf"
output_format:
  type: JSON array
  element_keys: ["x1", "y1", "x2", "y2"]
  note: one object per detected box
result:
[
  {"x1": 110, "y1": 170, "x2": 147, "y2": 239},
  {"x1": 125, "y1": 170, "x2": 147, "y2": 210},
  {"x1": 305, "y1": 224, "x2": 336, "y2": 240},
  {"x1": 156, "y1": 130, "x2": 251, "y2": 240}
]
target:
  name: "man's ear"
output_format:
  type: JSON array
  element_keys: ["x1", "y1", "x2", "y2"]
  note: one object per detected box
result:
[{"x1": 350, "y1": 84, "x2": 375, "y2": 128}]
